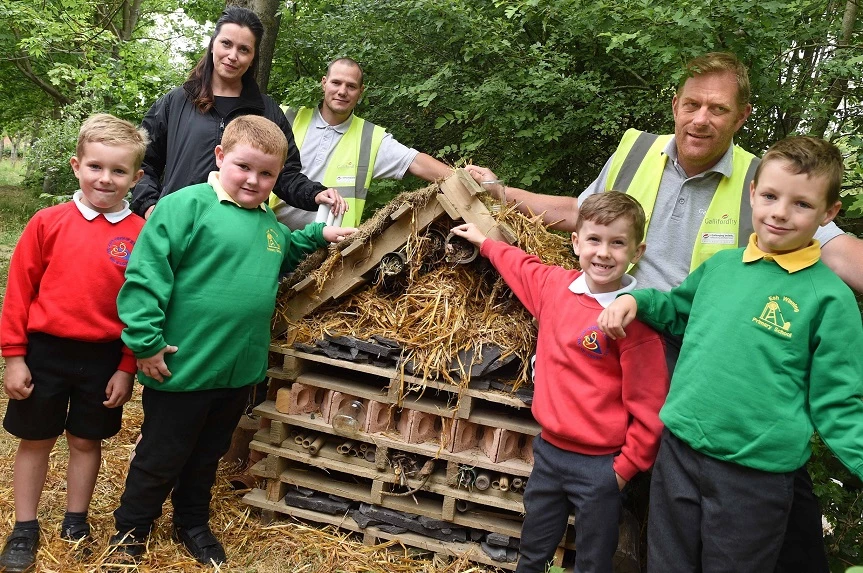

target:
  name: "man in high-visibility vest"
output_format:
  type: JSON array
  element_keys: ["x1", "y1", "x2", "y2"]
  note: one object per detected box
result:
[
  {"x1": 467, "y1": 52, "x2": 863, "y2": 573},
  {"x1": 271, "y1": 57, "x2": 453, "y2": 229}
]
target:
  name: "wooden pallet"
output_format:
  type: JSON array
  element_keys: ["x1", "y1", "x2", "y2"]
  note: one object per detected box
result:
[
  {"x1": 244, "y1": 488, "x2": 530, "y2": 571},
  {"x1": 269, "y1": 346, "x2": 533, "y2": 415}
]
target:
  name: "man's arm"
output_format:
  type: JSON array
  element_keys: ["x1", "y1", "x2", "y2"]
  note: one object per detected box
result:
[
  {"x1": 820, "y1": 233, "x2": 863, "y2": 293},
  {"x1": 407, "y1": 153, "x2": 452, "y2": 182},
  {"x1": 464, "y1": 165, "x2": 580, "y2": 231}
]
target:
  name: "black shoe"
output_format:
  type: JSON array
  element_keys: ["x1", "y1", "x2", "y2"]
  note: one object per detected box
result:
[
  {"x1": 172, "y1": 524, "x2": 226, "y2": 566},
  {"x1": 60, "y1": 521, "x2": 90, "y2": 542},
  {"x1": 106, "y1": 531, "x2": 147, "y2": 562},
  {"x1": 60, "y1": 521, "x2": 93, "y2": 559},
  {"x1": 0, "y1": 528, "x2": 39, "y2": 573}
]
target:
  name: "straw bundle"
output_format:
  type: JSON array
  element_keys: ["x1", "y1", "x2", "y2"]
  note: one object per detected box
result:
[{"x1": 275, "y1": 186, "x2": 577, "y2": 388}]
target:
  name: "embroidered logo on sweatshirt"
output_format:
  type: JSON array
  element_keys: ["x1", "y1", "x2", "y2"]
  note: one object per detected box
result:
[
  {"x1": 578, "y1": 327, "x2": 608, "y2": 359},
  {"x1": 752, "y1": 295, "x2": 798, "y2": 339},
  {"x1": 266, "y1": 229, "x2": 282, "y2": 254},
  {"x1": 106, "y1": 237, "x2": 135, "y2": 267}
]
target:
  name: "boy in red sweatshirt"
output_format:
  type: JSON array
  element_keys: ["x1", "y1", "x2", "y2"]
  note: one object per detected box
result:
[
  {"x1": 451, "y1": 191, "x2": 669, "y2": 573},
  {"x1": 0, "y1": 114, "x2": 148, "y2": 572}
]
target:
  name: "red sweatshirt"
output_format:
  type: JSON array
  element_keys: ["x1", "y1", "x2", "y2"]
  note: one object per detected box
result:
[
  {"x1": 481, "y1": 239, "x2": 669, "y2": 480},
  {"x1": 1, "y1": 200, "x2": 144, "y2": 373}
]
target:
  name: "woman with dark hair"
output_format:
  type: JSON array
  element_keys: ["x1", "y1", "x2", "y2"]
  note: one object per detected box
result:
[{"x1": 131, "y1": 6, "x2": 345, "y2": 220}]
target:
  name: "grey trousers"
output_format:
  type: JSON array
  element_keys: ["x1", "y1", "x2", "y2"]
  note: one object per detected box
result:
[
  {"x1": 517, "y1": 435, "x2": 621, "y2": 573},
  {"x1": 647, "y1": 430, "x2": 795, "y2": 573}
]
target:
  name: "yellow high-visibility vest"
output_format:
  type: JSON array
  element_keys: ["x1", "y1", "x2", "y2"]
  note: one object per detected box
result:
[
  {"x1": 607, "y1": 129, "x2": 759, "y2": 271},
  {"x1": 269, "y1": 106, "x2": 386, "y2": 228}
]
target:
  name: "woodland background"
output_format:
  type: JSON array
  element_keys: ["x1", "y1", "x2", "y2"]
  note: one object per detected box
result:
[{"x1": 0, "y1": 0, "x2": 861, "y2": 569}]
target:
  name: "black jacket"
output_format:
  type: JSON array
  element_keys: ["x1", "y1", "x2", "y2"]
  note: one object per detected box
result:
[{"x1": 131, "y1": 76, "x2": 324, "y2": 217}]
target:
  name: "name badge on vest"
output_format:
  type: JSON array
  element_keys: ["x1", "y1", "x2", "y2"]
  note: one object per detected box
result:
[
  {"x1": 700, "y1": 233, "x2": 736, "y2": 245},
  {"x1": 336, "y1": 176, "x2": 356, "y2": 185}
]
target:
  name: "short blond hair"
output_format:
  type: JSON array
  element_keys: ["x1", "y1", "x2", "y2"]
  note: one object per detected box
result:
[
  {"x1": 755, "y1": 136, "x2": 844, "y2": 206},
  {"x1": 76, "y1": 113, "x2": 149, "y2": 170},
  {"x1": 221, "y1": 116, "x2": 288, "y2": 165},
  {"x1": 576, "y1": 191, "x2": 647, "y2": 244},
  {"x1": 679, "y1": 52, "x2": 750, "y2": 108}
]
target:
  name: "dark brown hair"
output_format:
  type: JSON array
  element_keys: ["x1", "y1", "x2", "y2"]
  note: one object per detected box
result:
[
  {"x1": 754, "y1": 136, "x2": 844, "y2": 205},
  {"x1": 184, "y1": 7, "x2": 264, "y2": 113},
  {"x1": 576, "y1": 191, "x2": 647, "y2": 244}
]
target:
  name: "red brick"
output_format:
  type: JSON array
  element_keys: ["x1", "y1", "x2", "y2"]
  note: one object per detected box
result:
[
  {"x1": 396, "y1": 409, "x2": 441, "y2": 444},
  {"x1": 479, "y1": 427, "x2": 523, "y2": 463},
  {"x1": 364, "y1": 400, "x2": 394, "y2": 433},
  {"x1": 446, "y1": 419, "x2": 480, "y2": 453}
]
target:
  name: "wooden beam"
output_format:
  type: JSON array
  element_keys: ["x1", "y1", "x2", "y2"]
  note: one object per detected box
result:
[
  {"x1": 439, "y1": 170, "x2": 516, "y2": 244},
  {"x1": 280, "y1": 199, "x2": 447, "y2": 327}
]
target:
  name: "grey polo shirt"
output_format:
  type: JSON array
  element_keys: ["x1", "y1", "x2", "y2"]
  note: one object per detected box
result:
[
  {"x1": 274, "y1": 108, "x2": 419, "y2": 230},
  {"x1": 579, "y1": 137, "x2": 844, "y2": 291}
]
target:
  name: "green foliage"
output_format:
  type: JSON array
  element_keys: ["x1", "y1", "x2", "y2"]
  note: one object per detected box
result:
[
  {"x1": 0, "y1": 160, "x2": 24, "y2": 187},
  {"x1": 23, "y1": 98, "x2": 104, "y2": 194},
  {"x1": 3, "y1": 0, "x2": 198, "y2": 194},
  {"x1": 809, "y1": 435, "x2": 863, "y2": 571},
  {"x1": 269, "y1": 0, "x2": 863, "y2": 212}
]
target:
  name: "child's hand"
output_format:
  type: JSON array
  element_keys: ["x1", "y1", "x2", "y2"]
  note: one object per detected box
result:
[
  {"x1": 137, "y1": 344, "x2": 178, "y2": 383},
  {"x1": 3, "y1": 356, "x2": 33, "y2": 400},
  {"x1": 450, "y1": 223, "x2": 487, "y2": 248},
  {"x1": 323, "y1": 226, "x2": 358, "y2": 243},
  {"x1": 597, "y1": 294, "x2": 638, "y2": 340},
  {"x1": 104, "y1": 370, "x2": 134, "y2": 408},
  {"x1": 315, "y1": 189, "x2": 348, "y2": 215},
  {"x1": 615, "y1": 472, "x2": 628, "y2": 491}
]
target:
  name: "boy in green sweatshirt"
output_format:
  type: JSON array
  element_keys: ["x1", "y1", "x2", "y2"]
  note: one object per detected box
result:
[
  {"x1": 108, "y1": 115, "x2": 356, "y2": 566},
  {"x1": 598, "y1": 136, "x2": 863, "y2": 573}
]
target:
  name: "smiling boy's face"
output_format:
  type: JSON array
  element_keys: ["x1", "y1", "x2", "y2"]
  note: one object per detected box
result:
[
  {"x1": 572, "y1": 217, "x2": 645, "y2": 294},
  {"x1": 749, "y1": 158, "x2": 841, "y2": 255},
  {"x1": 70, "y1": 141, "x2": 143, "y2": 213},
  {"x1": 215, "y1": 142, "x2": 283, "y2": 209}
]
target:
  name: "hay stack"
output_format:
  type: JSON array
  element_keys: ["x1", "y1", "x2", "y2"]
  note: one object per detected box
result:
[{"x1": 274, "y1": 185, "x2": 577, "y2": 388}]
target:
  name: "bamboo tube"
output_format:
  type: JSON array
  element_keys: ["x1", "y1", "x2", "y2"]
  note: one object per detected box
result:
[
  {"x1": 474, "y1": 472, "x2": 491, "y2": 491},
  {"x1": 308, "y1": 435, "x2": 326, "y2": 455},
  {"x1": 499, "y1": 476, "x2": 510, "y2": 492}
]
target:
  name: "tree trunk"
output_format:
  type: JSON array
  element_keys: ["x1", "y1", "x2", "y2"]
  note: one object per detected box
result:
[
  {"x1": 225, "y1": 0, "x2": 281, "y2": 93},
  {"x1": 810, "y1": 0, "x2": 858, "y2": 139},
  {"x1": 10, "y1": 134, "x2": 20, "y2": 162}
]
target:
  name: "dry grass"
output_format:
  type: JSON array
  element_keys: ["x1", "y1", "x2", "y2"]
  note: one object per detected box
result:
[
  {"x1": 276, "y1": 186, "x2": 576, "y2": 389},
  {"x1": 0, "y1": 380, "x2": 503, "y2": 572}
]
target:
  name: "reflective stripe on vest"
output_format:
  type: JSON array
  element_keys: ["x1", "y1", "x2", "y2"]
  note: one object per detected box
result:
[
  {"x1": 607, "y1": 128, "x2": 758, "y2": 272},
  {"x1": 278, "y1": 106, "x2": 386, "y2": 228}
]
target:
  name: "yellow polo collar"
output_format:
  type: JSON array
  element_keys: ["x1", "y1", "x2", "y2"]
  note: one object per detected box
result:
[
  {"x1": 742, "y1": 233, "x2": 821, "y2": 273},
  {"x1": 208, "y1": 172, "x2": 267, "y2": 211}
]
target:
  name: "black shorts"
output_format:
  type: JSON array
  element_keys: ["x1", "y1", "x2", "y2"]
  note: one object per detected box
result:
[{"x1": 3, "y1": 332, "x2": 126, "y2": 441}]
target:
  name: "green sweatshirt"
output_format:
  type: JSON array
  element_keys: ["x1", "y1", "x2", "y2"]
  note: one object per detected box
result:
[
  {"x1": 118, "y1": 182, "x2": 327, "y2": 391},
  {"x1": 631, "y1": 246, "x2": 863, "y2": 478}
]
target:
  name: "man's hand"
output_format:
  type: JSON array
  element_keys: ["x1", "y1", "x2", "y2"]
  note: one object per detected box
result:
[
  {"x1": 450, "y1": 223, "x2": 488, "y2": 248},
  {"x1": 615, "y1": 472, "x2": 628, "y2": 491},
  {"x1": 597, "y1": 294, "x2": 638, "y2": 340},
  {"x1": 323, "y1": 226, "x2": 358, "y2": 243},
  {"x1": 315, "y1": 188, "x2": 348, "y2": 216},
  {"x1": 144, "y1": 205, "x2": 155, "y2": 220},
  {"x1": 3, "y1": 356, "x2": 33, "y2": 400},
  {"x1": 137, "y1": 344, "x2": 178, "y2": 383},
  {"x1": 104, "y1": 370, "x2": 134, "y2": 408},
  {"x1": 464, "y1": 165, "x2": 505, "y2": 200}
]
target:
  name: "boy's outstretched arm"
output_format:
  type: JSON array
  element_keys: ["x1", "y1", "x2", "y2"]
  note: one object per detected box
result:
[
  {"x1": 449, "y1": 223, "x2": 487, "y2": 248},
  {"x1": 104, "y1": 370, "x2": 135, "y2": 407},
  {"x1": 136, "y1": 344, "x2": 179, "y2": 384},
  {"x1": 3, "y1": 356, "x2": 33, "y2": 400},
  {"x1": 597, "y1": 295, "x2": 638, "y2": 340},
  {"x1": 322, "y1": 226, "x2": 358, "y2": 243}
]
